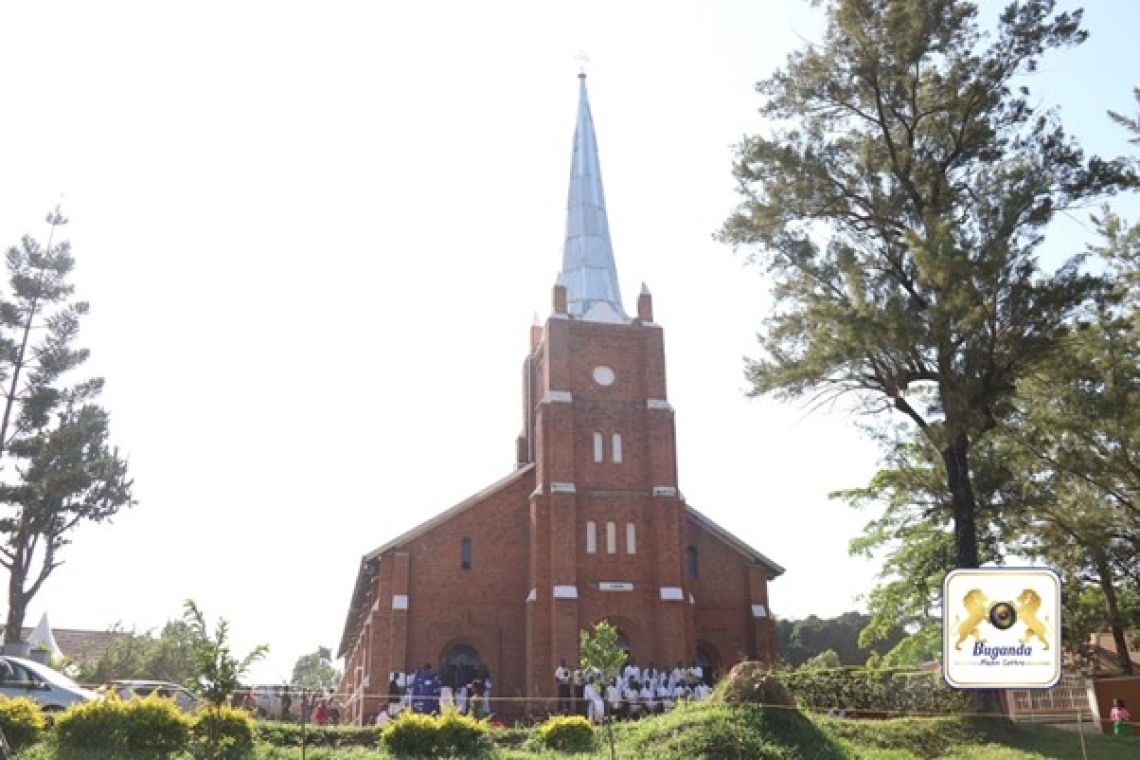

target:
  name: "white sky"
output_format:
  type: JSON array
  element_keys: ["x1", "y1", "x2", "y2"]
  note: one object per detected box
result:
[{"x1": 0, "y1": 1, "x2": 1137, "y2": 685}]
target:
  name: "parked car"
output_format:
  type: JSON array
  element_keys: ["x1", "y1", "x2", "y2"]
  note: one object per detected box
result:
[
  {"x1": 97, "y1": 679, "x2": 201, "y2": 712},
  {"x1": 0, "y1": 656, "x2": 97, "y2": 712}
]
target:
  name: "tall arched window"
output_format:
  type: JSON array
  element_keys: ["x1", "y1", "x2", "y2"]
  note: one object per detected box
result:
[{"x1": 461, "y1": 538, "x2": 472, "y2": 570}]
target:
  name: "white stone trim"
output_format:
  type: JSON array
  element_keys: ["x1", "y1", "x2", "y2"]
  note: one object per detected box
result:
[
  {"x1": 751, "y1": 604, "x2": 769, "y2": 619},
  {"x1": 531, "y1": 485, "x2": 544, "y2": 497},
  {"x1": 543, "y1": 390, "x2": 573, "y2": 403},
  {"x1": 599, "y1": 581, "x2": 634, "y2": 592},
  {"x1": 689, "y1": 593, "x2": 696, "y2": 604},
  {"x1": 553, "y1": 585, "x2": 578, "y2": 599},
  {"x1": 551, "y1": 482, "x2": 577, "y2": 494},
  {"x1": 526, "y1": 589, "x2": 536, "y2": 603},
  {"x1": 653, "y1": 486, "x2": 677, "y2": 497},
  {"x1": 647, "y1": 399, "x2": 673, "y2": 411},
  {"x1": 392, "y1": 595, "x2": 409, "y2": 610},
  {"x1": 660, "y1": 586, "x2": 684, "y2": 601}
]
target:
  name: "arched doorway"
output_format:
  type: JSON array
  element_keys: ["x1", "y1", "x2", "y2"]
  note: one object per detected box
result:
[
  {"x1": 695, "y1": 644, "x2": 719, "y2": 685},
  {"x1": 441, "y1": 644, "x2": 484, "y2": 688}
]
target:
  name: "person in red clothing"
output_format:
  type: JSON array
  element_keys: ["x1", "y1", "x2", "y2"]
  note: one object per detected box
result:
[{"x1": 311, "y1": 695, "x2": 328, "y2": 726}]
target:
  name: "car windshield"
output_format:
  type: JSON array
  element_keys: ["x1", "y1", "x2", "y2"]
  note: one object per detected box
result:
[{"x1": 16, "y1": 660, "x2": 85, "y2": 690}]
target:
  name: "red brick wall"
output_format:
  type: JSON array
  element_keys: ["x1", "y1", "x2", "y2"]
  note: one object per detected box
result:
[{"x1": 340, "y1": 308, "x2": 781, "y2": 722}]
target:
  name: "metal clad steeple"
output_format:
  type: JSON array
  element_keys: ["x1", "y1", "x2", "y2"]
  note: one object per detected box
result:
[{"x1": 562, "y1": 73, "x2": 626, "y2": 321}]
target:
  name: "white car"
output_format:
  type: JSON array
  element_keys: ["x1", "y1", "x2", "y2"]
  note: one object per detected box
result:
[{"x1": 0, "y1": 656, "x2": 97, "y2": 712}]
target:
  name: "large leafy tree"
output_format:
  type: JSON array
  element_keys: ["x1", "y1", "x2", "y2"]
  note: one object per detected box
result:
[
  {"x1": 77, "y1": 619, "x2": 202, "y2": 685},
  {"x1": 0, "y1": 208, "x2": 133, "y2": 646},
  {"x1": 720, "y1": 0, "x2": 1128, "y2": 573},
  {"x1": 290, "y1": 646, "x2": 340, "y2": 691}
]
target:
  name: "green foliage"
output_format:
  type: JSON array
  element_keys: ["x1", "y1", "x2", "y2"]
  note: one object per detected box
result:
[
  {"x1": 577, "y1": 621, "x2": 625, "y2": 685},
  {"x1": 182, "y1": 599, "x2": 268, "y2": 707},
  {"x1": 290, "y1": 646, "x2": 340, "y2": 692},
  {"x1": 192, "y1": 704, "x2": 255, "y2": 760},
  {"x1": 714, "y1": 662, "x2": 795, "y2": 707},
  {"x1": 52, "y1": 694, "x2": 191, "y2": 753},
  {"x1": 0, "y1": 206, "x2": 134, "y2": 645},
  {"x1": 0, "y1": 695, "x2": 46, "y2": 749},
  {"x1": 775, "y1": 611, "x2": 908, "y2": 667},
  {"x1": 533, "y1": 715, "x2": 596, "y2": 753},
  {"x1": 781, "y1": 668, "x2": 974, "y2": 716},
  {"x1": 255, "y1": 720, "x2": 380, "y2": 749},
  {"x1": 78, "y1": 619, "x2": 201, "y2": 685},
  {"x1": 619, "y1": 701, "x2": 839, "y2": 760},
  {"x1": 721, "y1": 0, "x2": 1133, "y2": 602},
  {"x1": 381, "y1": 707, "x2": 492, "y2": 758}
]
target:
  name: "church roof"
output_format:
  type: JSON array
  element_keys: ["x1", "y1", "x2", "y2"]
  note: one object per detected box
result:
[
  {"x1": 561, "y1": 73, "x2": 626, "y2": 322},
  {"x1": 685, "y1": 504, "x2": 785, "y2": 579}
]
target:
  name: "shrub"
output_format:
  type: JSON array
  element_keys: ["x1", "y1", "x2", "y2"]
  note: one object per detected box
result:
[
  {"x1": 192, "y1": 704, "x2": 255, "y2": 759},
  {"x1": 382, "y1": 711, "x2": 438, "y2": 758},
  {"x1": 121, "y1": 696, "x2": 192, "y2": 752},
  {"x1": 52, "y1": 694, "x2": 190, "y2": 753},
  {"x1": 716, "y1": 661, "x2": 795, "y2": 707},
  {"x1": 435, "y1": 708, "x2": 492, "y2": 757},
  {"x1": 533, "y1": 714, "x2": 596, "y2": 753},
  {"x1": 53, "y1": 698, "x2": 127, "y2": 751},
  {"x1": 381, "y1": 708, "x2": 492, "y2": 758},
  {"x1": 0, "y1": 695, "x2": 46, "y2": 750}
]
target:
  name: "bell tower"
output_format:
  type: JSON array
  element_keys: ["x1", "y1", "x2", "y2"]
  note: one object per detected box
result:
[{"x1": 520, "y1": 74, "x2": 694, "y2": 701}]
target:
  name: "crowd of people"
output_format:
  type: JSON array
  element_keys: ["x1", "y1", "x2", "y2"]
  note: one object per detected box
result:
[
  {"x1": 371, "y1": 659, "x2": 714, "y2": 725},
  {"x1": 375, "y1": 664, "x2": 494, "y2": 725},
  {"x1": 554, "y1": 659, "x2": 714, "y2": 723}
]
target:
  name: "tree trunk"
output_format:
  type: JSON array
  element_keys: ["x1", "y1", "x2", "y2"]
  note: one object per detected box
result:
[
  {"x1": 942, "y1": 434, "x2": 980, "y2": 569},
  {"x1": 942, "y1": 433, "x2": 1005, "y2": 716},
  {"x1": 1097, "y1": 557, "x2": 1135, "y2": 675},
  {"x1": 4, "y1": 579, "x2": 26, "y2": 649}
]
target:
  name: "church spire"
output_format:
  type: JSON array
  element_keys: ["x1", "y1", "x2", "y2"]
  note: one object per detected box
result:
[{"x1": 561, "y1": 73, "x2": 626, "y2": 321}]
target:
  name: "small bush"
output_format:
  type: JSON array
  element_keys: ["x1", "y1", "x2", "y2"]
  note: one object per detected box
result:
[
  {"x1": 0, "y1": 695, "x2": 47, "y2": 749},
  {"x1": 192, "y1": 704, "x2": 256, "y2": 759},
  {"x1": 53, "y1": 694, "x2": 190, "y2": 753},
  {"x1": 121, "y1": 696, "x2": 192, "y2": 752},
  {"x1": 53, "y1": 698, "x2": 128, "y2": 751},
  {"x1": 533, "y1": 714, "x2": 596, "y2": 753},
  {"x1": 382, "y1": 711, "x2": 438, "y2": 758},
  {"x1": 381, "y1": 708, "x2": 492, "y2": 758},
  {"x1": 716, "y1": 661, "x2": 795, "y2": 707},
  {"x1": 435, "y1": 708, "x2": 492, "y2": 756}
]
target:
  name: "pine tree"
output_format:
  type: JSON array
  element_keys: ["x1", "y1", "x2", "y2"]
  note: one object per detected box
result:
[{"x1": 0, "y1": 208, "x2": 133, "y2": 647}]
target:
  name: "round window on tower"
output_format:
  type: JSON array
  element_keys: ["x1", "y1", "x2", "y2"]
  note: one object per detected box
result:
[{"x1": 592, "y1": 366, "x2": 615, "y2": 387}]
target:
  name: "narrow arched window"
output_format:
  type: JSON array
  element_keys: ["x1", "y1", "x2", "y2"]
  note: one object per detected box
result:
[
  {"x1": 461, "y1": 538, "x2": 472, "y2": 570},
  {"x1": 606, "y1": 522, "x2": 617, "y2": 554},
  {"x1": 687, "y1": 546, "x2": 698, "y2": 579},
  {"x1": 586, "y1": 521, "x2": 597, "y2": 554}
]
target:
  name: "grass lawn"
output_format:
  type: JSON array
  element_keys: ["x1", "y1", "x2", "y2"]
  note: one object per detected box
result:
[{"x1": 11, "y1": 700, "x2": 1138, "y2": 759}]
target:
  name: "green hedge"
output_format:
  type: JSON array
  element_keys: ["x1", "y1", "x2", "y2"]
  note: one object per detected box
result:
[{"x1": 781, "y1": 668, "x2": 974, "y2": 715}]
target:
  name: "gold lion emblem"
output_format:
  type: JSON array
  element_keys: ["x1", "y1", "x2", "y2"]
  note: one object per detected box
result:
[
  {"x1": 1015, "y1": 588, "x2": 1050, "y2": 649},
  {"x1": 953, "y1": 588, "x2": 989, "y2": 650}
]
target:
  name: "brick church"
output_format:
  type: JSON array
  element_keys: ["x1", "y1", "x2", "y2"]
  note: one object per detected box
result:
[{"x1": 337, "y1": 74, "x2": 783, "y2": 724}]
